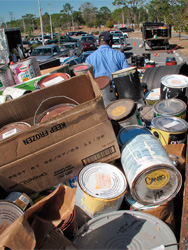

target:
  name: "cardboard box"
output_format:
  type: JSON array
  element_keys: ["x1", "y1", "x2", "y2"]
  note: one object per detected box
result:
[
  {"x1": 40, "y1": 64, "x2": 70, "y2": 76},
  {"x1": 0, "y1": 73, "x2": 120, "y2": 194}
]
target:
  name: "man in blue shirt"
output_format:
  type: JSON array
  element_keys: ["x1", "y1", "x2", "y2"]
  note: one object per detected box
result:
[{"x1": 85, "y1": 31, "x2": 129, "y2": 79}]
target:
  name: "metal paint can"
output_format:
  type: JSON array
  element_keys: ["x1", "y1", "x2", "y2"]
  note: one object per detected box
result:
[
  {"x1": 153, "y1": 98, "x2": 187, "y2": 120},
  {"x1": 145, "y1": 88, "x2": 160, "y2": 105},
  {"x1": 37, "y1": 103, "x2": 77, "y2": 124},
  {"x1": 0, "y1": 94, "x2": 12, "y2": 103},
  {"x1": 5, "y1": 191, "x2": 33, "y2": 211},
  {"x1": 119, "y1": 125, "x2": 182, "y2": 206},
  {"x1": 94, "y1": 76, "x2": 116, "y2": 107},
  {"x1": 138, "y1": 105, "x2": 154, "y2": 128},
  {"x1": 0, "y1": 64, "x2": 15, "y2": 90},
  {"x1": 0, "y1": 201, "x2": 24, "y2": 231},
  {"x1": 151, "y1": 116, "x2": 188, "y2": 146},
  {"x1": 106, "y1": 99, "x2": 142, "y2": 128},
  {"x1": 73, "y1": 210, "x2": 178, "y2": 250},
  {"x1": 36, "y1": 72, "x2": 71, "y2": 89},
  {"x1": 0, "y1": 121, "x2": 31, "y2": 141},
  {"x1": 2, "y1": 86, "x2": 31, "y2": 99},
  {"x1": 71, "y1": 63, "x2": 94, "y2": 78},
  {"x1": 160, "y1": 74, "x2": 188, "y2": 101},
  {"x1": 75, "y1": 162, "x2": 128, "y2": 218},
  {"x1": 9, "y1": 57, "x2": 41, "y2": 85}
]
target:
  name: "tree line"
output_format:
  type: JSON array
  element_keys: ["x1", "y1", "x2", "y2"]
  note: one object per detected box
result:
[{"x1": 1, "y1": 0, "x2": 188, "y2": 36}]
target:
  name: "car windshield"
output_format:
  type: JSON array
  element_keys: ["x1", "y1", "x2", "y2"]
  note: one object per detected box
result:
[
  {"x1": 31, "y1": 48, "x2": 52, "y2": 56},
  {"x1": 81, "y1": 37, "x2": 94, "y2": 42}
]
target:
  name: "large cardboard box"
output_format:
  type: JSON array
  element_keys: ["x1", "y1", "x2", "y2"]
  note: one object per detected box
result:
[{"x1": 0, "y1": 73, "x2": 120, "y2": 194}]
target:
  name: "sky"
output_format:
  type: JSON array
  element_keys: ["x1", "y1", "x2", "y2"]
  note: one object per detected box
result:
[{"x1": 0, "y1": 0, "x2": 117, "y2": 23}]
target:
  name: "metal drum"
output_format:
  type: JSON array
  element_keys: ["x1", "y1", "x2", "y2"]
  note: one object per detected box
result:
[
  {"x1": 111, "y1": 67, "x2": 143, "y2": 102},
  {"x1": 73, "y1": 210, "x2": 178, "y2": 250},
  {"x1": 94, "y1": 76, "x2": 116, "y2": 107},
  {"x1": 118, "y1": 125, "x2": 182, "y2": 206},
  {"x1": 75, "y1": 162, "x2": 128, "y2": 218},
  {"x1": 151, "y1": 116, "x2": 188, "y2": 146},
  {"x1": 153, "y1": 98, "x2": 187, "y2": 120}
]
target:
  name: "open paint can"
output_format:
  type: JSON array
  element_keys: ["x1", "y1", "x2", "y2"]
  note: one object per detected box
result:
[
  {"x1": 153, "y1": 98, "x2": 187, "y2": 120},
  {"x1": 118, "y1": 125, "x2": 182, "y2": 206},
  {"x1": 75, "y1": 162, "x2": 128, "y2": 218},
  {"x1": 160, "y1": 74, "x2": 188, "y2": 101},
  {"x1": 145, "y1": 88, "x2": 160, "y2": 105},
  {"x1": 151, "y1": 116, "x2": 188, "y2": 146},
  {"x1": 0, "y1": 122, "x2": 31, "y2": 141},
  {"x1": 71, "y1": 63, "x2": 94, "y2": 78},
  {"x1": 73, "y1": 210, "x2": 178, "y2": 250}
]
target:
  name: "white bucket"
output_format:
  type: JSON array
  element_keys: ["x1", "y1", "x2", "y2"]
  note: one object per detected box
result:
[
  {"x1": 9, "y1": 57, "x2": 41, "y2": 85},
  {"x1": 75, "y1": 162, "x2": 128, "y2": 218},
  {"x1": 0, "y1": 64, "x2": 15, "y2": 90}
]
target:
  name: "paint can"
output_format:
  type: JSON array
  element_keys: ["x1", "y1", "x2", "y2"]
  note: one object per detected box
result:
[
  {"x1": 0, "y1": 122, "x2": 31, "y2": 141},
  {"x1": 0, "y1": 201, "x2": 24, "y2": 231},
  {"x1": 118, "y1": 125, "x2": 182, "y2": 206},
  {"x1": 0, "y1": 64, "x2": 15, "y2": 90},
  {"x1": 5, "y1": 191, "x2": 33, "y2": 211},
  {"x1": 166, "y1": 57, "x2": 177, "y2": 66},
  {"x1": 153, "y1": 98, "x2": 187, "y2": 119},
  {"x1": 160, "y1": 74, "x2": 188, "y2": 101},
  {"x1": 9, "y1": 57, "x2": 41, "y2": 85},
  {"x1": 111, "y1": 67, "x2": 143, "y2": 102},
  {"x1": 35, "y1": 72, "x2": 71, "y2": 89},
  {"x1": 75, "y1": 162, "x2": 128, "y2": 218},
  {"x1": 145, "y1": 88, "x2": 160, "y2": 105},
  {"x1": 57, "y1": 209, "x2": 78, "y2": 240},
  {"x1": 106, "y1": 99, "x2": 142, "y2": 128},
  {"x1": 70, "y1": 63, "x2": 94, "y2": 78},
  {"x1": 2, "y1": 86, "x2": 31, "y2": 99},
  {"x1": 73, "y1": 210, "x2": 178, "y2": 250},
  {"x1": 138, "y1": 105, "x2": 154, "y2": 128},
  {"x1": 94, "y1": 76, "x2": 116, "y2": 107},
  {"x1": 150, "y1": 116, "x2": 188, "y2": 146},
  {"x1": 125, "y1": 190, "x2": 175, "y2": 232},
  {"x1": 0, "y1": 94, "x2": 12, "y2": 104}
]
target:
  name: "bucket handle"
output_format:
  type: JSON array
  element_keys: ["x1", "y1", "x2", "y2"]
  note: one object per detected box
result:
[{"x1": 33, "y1": 95, "x2": 80, "y2": 125}]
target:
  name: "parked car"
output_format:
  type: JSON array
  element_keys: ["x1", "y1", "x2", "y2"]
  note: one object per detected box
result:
[
  {"x1": 59, "y1": 55, "x2": 82, "y2": 67},
  {"x1": 79, "y1": 51, "x2": 95, "y2": 62},
  {"x1": 75, "y1": 31, "x2": 87, "y2": 36},
  {"x1": 29, "y1": 37, "x2": 42, "y2": 45},
  {"x1": 119, "y1": 27, "x2": 134, "y2": 32},
  {"x1": 112, "y1": 37, "x2": 125, "y2": 52},
  {"x1": 60, "y1": 42, "x2": 83, "y2": 57},
  {"x1": 22, "y1": 40, "x2": 33, "y2": 53},
  {"x1": 30, "y1": 44, "x2": 69, "y2": 62},
  {"x1": 79, "y1": 36, "x2": 97, "y2": 51},
  {"x1": 112, "y1": 34, "x2": 127, "y2": 50}
]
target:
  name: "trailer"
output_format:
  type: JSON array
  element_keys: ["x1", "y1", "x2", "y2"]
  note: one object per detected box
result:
[
  {"x1": 0, "y1": 27, "x2": 25, "y2": 64},
  {"x1": 142, "y1": 22, "x2": 171, "y2": 50}
]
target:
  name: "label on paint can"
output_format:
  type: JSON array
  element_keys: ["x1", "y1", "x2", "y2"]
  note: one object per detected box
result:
[
  {"x1": 2, "y1": 128, "x2": 17, "y2": 139},
  {"x1": 42, "y1": 76, "x2": 66, "y2": 87}
]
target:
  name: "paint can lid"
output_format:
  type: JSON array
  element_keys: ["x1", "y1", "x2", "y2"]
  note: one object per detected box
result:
[
  {"x1": 94, "y1": 76, "x2": 111, "y2": 90},
  {"x1": 78, "y1": 162, "x2": 127, "y2": 199},
  {"x1": 117, "y1": 125, "x2": 152, "y2": 147},
  {"x1": 73, "y1": 210, "x2": 177, "y2": 249},
  {"x1": 153, "y1": 98, "x2": 186, "y2": 116},
  {"x1": 145, "y1": 88, "x2": 160, "y2": 101},
  {"x1": 138, "y1": 105, "x2": 154, "y2": 121},
  {"x1": 111, "y1": 67, "x2": 137, "y2": 78},
  {"x1": 151, "y1": 116, "x2": 188, "y2": 132},
  {"x1": 161, "y1": 74, "x2": 188, "y2": 88},
  {"x1": 37, "y1": 73, "x2": 70, "y2": 88},
  {"x1": 72, "y1": 64, "x2": 90, "y2": 71},
  {"x1": 0, "y1": 122, "x2": 31, "y2": 141},
  {"x1": 106, "y1": 99, "x2": 135, "y2": 121}
]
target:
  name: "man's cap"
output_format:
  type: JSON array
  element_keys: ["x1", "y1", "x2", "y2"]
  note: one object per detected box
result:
[{"x1": 99, "y1": 31, "x2": 113, "y2": 42}]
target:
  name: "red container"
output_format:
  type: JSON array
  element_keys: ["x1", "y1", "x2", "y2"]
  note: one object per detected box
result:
[{"x1": 166, "y1": 61, "x2": 177, "y2": 66}]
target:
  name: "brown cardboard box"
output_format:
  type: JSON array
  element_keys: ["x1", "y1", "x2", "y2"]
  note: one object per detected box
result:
[{"x1": 0, "y1": 73, "x2": 120, "y2": 194}]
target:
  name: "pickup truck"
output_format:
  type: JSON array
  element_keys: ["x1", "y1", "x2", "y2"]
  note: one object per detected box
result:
[{"x1": 30, "y1": 44, "x2": 69, "y2": 63}]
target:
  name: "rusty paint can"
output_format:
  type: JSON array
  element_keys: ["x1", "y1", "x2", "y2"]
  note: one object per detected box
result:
[
  {"x1": 151, "y1": 116, "x2": 188, "y2": 146},
  {"x1": 0, "y1": 121, "x2": 31, "y2": 141},
  {"x1": 75, "y1": 162, "x2": 128, "y2": 218},
  {"x1": 36, "y1": 72, "x2": 71, "y2": 89},
  {"x1": 118, "y1": 125, "x2": 182, "y2": 206},
  {"x1": 153, "y1": 98, "x2": 187, "y2": 120},
  {"x1": 94, "y1": 76, "x2": 116, "y2": 107}
]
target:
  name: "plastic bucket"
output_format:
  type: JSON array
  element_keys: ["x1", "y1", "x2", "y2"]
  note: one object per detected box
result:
[
  {"x1": 118, "y1": 125, "x2": 182, "y2": 206},
  {"x1": 153, "y1": 98, "x2": 187, "y2": 119},
  {"x1": 75, "y1": 162, "x2": 128, "y2": 218},
  {"x1": 94, "y1": 76, "x2": 116, "y2": 107},
  {"x1": 111, "y1": 67, "x2": 143, "y2": 101},
  {"x1": 151, "y1": 116, "x2": 188, "y2": 146}
]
